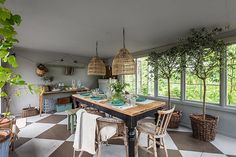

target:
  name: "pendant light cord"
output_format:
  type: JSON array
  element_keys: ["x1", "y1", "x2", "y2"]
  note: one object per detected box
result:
[
  {"x1": 123, "y1": 28, "x2": 126, "y2": 48},
  {"x1": 96, "y1": 41, "x2": 98, "y2": 56}
]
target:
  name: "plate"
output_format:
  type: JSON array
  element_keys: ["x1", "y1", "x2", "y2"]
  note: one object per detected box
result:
[
  {"x1": 111, "y1": 100, "x2": 125, "y2": 106},
  {"x1": 90, "y1": 96, "x2": 104, "y2": 100},
  {"x1": 136, "y1": 97, "x2": 147, "y2": 102}
]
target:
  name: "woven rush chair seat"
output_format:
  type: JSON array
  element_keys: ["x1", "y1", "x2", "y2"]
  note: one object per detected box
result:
[{"x1": 96, "y1": 117, "x2": 128, "y2": 157}]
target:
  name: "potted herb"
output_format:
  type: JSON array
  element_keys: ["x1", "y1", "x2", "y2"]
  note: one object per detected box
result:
[
  {"x1": 148, "y1": 46, "x2": 184, "y2": 128},
  {"x1": 110, "y1": 81, "x2": 129, "y2": 102},
  {"x1": 184, "y1": 28, "x2": 226, "y2": 141}
]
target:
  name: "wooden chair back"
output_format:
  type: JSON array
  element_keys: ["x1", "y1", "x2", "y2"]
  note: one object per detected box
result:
[{"x1": 155, "y1": 106, "x2": 175, "y2": 136}]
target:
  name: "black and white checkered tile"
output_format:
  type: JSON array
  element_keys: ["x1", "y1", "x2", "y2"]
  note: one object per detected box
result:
[{"x1": 12, "y1": 113, "x2": 236, "y2": 157}]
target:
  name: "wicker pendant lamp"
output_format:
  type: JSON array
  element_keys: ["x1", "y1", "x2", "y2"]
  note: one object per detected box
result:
[
  {"x1": 112, "y1": 28, "x2": 136, "y2": 75},
  {"x1": 87, "y1": 41, "x2": 106, "y2": 76}
]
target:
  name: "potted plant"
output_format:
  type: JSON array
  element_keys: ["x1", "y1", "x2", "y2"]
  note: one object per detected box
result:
[
  {"x1": 147, "y1": 46, "x2": 184, "y2": 128},
  {"x1": 184, "y1": 28, "x2": 226, "y2": 141},
  {"x1": 0, "y1": 0, "x2": 39, "y2": 113},
  {"x1": 110, "y1": 81, "x2": 129, "y2": 102}
]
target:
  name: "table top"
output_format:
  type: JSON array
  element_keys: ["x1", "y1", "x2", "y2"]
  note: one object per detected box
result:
[{"x1": 72, "y1": 94, "x2": 166, "y2": 117}]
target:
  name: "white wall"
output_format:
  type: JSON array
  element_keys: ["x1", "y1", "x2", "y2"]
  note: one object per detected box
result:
[{"x1": 8, "y1": 47, "x2": 99, "y2": 115}]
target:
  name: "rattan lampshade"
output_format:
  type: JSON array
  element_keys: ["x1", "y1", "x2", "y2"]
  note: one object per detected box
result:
[
  {"x1": 112, "y1": 28, "x2": 136, "y2": 75},
  {"x1": 88, "y1": 42, "x2": 106, "y2": 76}
]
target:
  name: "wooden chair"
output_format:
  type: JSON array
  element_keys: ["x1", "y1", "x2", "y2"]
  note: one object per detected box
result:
[
  {"x1": 136, "y1": 106, "x2": 175, "y2": 157},
  {"x1": 96, "y1": 117, "x2": 128, "y2": 157}
]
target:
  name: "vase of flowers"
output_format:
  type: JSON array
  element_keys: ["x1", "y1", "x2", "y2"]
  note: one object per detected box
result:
[{"x1": 110, "y1": 81, "x2": 129, "y2": 102}]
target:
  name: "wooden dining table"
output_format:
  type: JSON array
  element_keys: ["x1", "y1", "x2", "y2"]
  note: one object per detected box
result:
[{"x1": 72, "y1": 94, "x2": 165, "y2": 157}]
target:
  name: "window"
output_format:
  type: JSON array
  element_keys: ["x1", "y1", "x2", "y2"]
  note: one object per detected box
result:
[
  {"x1": 227, "y1": 44, "x2": 236, "y2": 106},
  {"x1": 185, "y1": 68, "x2": 220, "y2": 104},
  {"x1": 123, "y1": 74, "x2": 136, "y2": 94},
  {"x1": 158, "y1": 72, "x2": 181, "y2": 98},
  {"x1": 136, "y1": 57, "x2": 154, "y2": 96}
]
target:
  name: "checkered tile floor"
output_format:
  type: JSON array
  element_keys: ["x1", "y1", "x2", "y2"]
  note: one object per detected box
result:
[{"x1": 11, "y1": 112, "x2": 236, "y2": 157}]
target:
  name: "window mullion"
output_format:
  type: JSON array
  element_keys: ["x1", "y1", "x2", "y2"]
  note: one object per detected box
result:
[
  {"x1": 220, "y1": 49, "x2": 227, "y2": 107},
  {"x1": 181, "y1": 67, "x2": 186, "y2": 101}
]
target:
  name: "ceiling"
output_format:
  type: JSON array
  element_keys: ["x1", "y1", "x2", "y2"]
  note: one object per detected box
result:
[{"x1": 6, "y1": 0, "x2": 236, "y2": 58}]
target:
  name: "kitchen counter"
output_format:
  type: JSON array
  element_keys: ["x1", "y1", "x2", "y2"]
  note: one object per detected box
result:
[
  {"x1": 39, "y1": 87, "x2": 90, "y2": 115},
  {"x1": 42, "y1": 87, "x2": 90, "y2": 95}
]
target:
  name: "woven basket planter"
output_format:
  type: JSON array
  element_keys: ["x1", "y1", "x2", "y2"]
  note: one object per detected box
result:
[
  {"x1": 36, "y1": 64, "x2": 48, "y2": 77},
  {"x1": 190, "y1": 114, "x2": 219, "y2": 141},
  {"x1": 22, "y1": 107, "x2": 39, "y2": 118},
  {"x1": 168, "y1": 111, "x2": 182, "y2": 129}
]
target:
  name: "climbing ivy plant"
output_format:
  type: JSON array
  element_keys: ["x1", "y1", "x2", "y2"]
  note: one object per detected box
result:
[{"x1": 0, "y1": 0, "x2": 39, "y2": 111}]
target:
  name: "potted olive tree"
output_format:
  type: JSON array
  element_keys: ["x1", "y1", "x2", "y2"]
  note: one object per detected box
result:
[
  {"x1": 147, "y1": 46, "x2": 184, "y2": 128},
  {"x1": 185, "y1": 28, "x2": 226, "y2": 141}
]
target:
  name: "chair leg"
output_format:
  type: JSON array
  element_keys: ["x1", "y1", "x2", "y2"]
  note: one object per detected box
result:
[
  {"x1": 73, "y1": 150, "x2": 76, "y2": 157},
  {"x1": 96, "y1": 142, "x2": 102, "y2": 157},
  {"x1": 78, "y1": 151, "x2": 83, "y2": 157},
  {"x1": 161, "y1": 138, "x2": 168, "y2": 157},
  {"x1": 147, "y1": 134, "x2": 150, "y2": 148},
  {"x1": 67, "y1": 115, "x2": 70, "y2": 130},
  {"x1": 135, "y1": 131, "x2": 141, "y2": 157},
  {"x1": 71, "y1": 115, "x2": 74, "y2": 134},
  {"x1": 153, "y1": 138, "x2": 158, "y2": 157}
]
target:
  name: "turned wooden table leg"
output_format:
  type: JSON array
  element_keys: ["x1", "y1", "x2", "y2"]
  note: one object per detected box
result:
[{"x1": 127, "y1": 127, "x2": 136, "y2": 157}]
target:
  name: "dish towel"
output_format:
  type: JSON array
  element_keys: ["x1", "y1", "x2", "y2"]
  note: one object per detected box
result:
[
  {"x1": 100, "y1": 124, "x2": 117, "y2": 142},
  {"x1": 73, "y1": 109, "x2": 101, "y2": 155}
]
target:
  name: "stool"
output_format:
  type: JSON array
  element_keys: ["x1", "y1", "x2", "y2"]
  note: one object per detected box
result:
[{"x1": 65, "y1": 108, "x2": 80, "y2": 134}]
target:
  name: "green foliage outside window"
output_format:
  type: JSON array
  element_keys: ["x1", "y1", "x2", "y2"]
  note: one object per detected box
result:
[
  {"x1": 124, "y1": 74, "x2": 136, "y2": 94},
  {"x1": 227, "y1": 44, "x2": 236, "y2": 106},
  {"x1": 158, "y1": 72, "x2": 181, "y2": 98},
  {"x1": 137, "y1": 57, "x2": 154, "y2": 96},
  {"x1": 186, "y1": 68, "x2": 220, "y2": 104}
]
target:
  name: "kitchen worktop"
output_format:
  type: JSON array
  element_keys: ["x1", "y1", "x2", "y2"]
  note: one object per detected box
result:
[{"x1": 42, "y1": 87, "x2": 90, "y2": 95}]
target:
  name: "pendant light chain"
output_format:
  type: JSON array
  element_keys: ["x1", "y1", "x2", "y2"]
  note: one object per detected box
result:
[
  {"x1": 88, "y1": 41, "x2": 106, "y2": 76},
  {"x1": 96, "y1": 41, "x2": 98, "y2": 56}
]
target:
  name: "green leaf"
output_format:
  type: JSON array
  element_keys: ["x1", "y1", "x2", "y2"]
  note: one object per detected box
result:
[
  {"x1": 12, "y1": 14, "x2": 21, "y2": 25},
  {"x1": 15, "y1": 90, "x2": 21, "y2": 96},
  {"x1": 0, "y1": 82, "x2": 5, "y2": 88},
  {"x1": 0, "y1": 49, "x2": 9, "y2": 59},
  {"x1": 0, "y1": 91, "x2": 7, "y2": 97},
  {"x1": 10, "y1": 75, "x2": 26, "y2": 85},
  {"x1": 0, "y1": 0, "x2": 6, "y2": 4},
  {"x1": 7, "y1": 55, "x2": 18, "y2": 68},
  {"x1": 0, "y1": 8, "x2": 11, "y2": 21}
]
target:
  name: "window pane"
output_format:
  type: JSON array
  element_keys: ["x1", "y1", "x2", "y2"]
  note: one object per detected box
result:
[
  {"x1": 227, "y1": 44, "x2": 236, "y2": 106},
  {"x1": 123, "y1": 74, "x2": 136, "y2": 94},
  {"x1": 185, "y1": 68, "x2": 220, "y2": 104},
  {"x1": 137, "y1": 57, "x2": 154, "y2": 96},
  {"x1": 158, "y1": 73, "x2": 181, "y2": 98}
]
